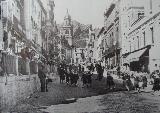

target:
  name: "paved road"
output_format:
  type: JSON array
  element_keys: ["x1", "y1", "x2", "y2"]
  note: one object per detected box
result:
[
  {"x1": 42, "y1": 91, "x2": 160, "y2": 113},
  {"x1": 9, "y1": 74, "x2": 160, "y2": 113}
]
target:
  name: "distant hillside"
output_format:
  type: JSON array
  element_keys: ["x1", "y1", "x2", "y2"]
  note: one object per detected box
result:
[
  {"x1": 58, "y1": 20, "x2": 92, "y2": 48},
  {"x1": 72, "y1": 20, "x2": 91, "y2": 39}
]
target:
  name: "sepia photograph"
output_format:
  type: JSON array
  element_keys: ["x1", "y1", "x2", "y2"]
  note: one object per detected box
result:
[{"x1": 0, "y1": 0, "x2": 160, "y2": 112}]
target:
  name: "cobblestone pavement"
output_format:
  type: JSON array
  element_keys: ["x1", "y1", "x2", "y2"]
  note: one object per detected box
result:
[{"x1": 9, "y1": 74, "x2": 160, "y2": 113}]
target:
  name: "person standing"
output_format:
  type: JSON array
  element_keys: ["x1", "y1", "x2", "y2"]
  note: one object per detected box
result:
[
  {"x1": 65, "y1": 67, "x2": 70, "y2": 84},
  {"x1": 106, "y1": 72, "x2": 115, "y2": 90},
  {"x1": 38, "y1": 64, "x2": 48, "y2": 92},
  {"x1": 96, "y1": 62, "x2": 103, "y2": 81},
  {"x1": 60, "y1": 67, "x2": 65, "y2": 84},
  {"x1": 81, "y1": 71, "x2": 87, "y2": 87},
  {"x1": 117, "y1": 65, "x2": 121, "y2": 78},
  {"x1": 142, "y1": 76, "x2": 148, "y2": 89},
  {"x1": 74, "y1": 71, "x2": 79, "y2": 86},
  {"x1": 134, "y1": 76, "x2": 140, "y2": 92},
  {"x1": 152, "y1": 71, "x2": 160, "y2": 92},
  {"x1": 86, "y1": 70, "x2": 93, "y2": 87}
]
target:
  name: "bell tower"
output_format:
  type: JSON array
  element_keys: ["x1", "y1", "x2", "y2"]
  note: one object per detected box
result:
[
  {"x1": 60, "y1": 9, "x2": 73, "y2": 64},
  {"x1": 62, "y1": 9, "x2": 73, "y2": 46}
]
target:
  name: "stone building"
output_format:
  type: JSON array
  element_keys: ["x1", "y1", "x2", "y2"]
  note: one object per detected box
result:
[
  {"x1": 0, "y1": 0, "x2": 56, "y2": 109},
  {"x1": 121, "y1": 0, "x2": 160, "y2": 73},
  {"x1": 95, "y1": 27, "x2": 105, "y2": 64},
  {"x1": 1, "y1": 0, "x2": 26, "y2": 54},
  {"x1": 24, "y1": 0, "x2": 46, "y2": 57},
  {"x1": 103, "y1": 1, "x2": 121, "y2": 68}
]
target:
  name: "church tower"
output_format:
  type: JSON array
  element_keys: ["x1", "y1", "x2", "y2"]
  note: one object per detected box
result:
[
  {"x1": 60, "y1": 9, "x2": 73, "y2": 64},
  {"x1": 62, "y1": 9, "x2": 73, "y2": 46}
]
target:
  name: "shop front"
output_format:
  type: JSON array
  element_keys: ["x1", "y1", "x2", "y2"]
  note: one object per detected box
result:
[
  {"x1": 104, "y1": 48, "x2": 120, "y2": 69},
  {"x1": 124, "y1": 46, "x2": 150, "y2": 73}
]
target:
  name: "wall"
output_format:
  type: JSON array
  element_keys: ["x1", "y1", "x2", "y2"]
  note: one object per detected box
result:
[{"x1": 0, "y1": 74, "x2": 40, "y2": 110}]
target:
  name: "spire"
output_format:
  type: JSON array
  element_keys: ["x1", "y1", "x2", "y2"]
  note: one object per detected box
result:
[
  {"x1": 67, "y1": 8, "x2": 69, "y2": 14},
  {"x1": 64, "y1": 9, "x2": 71, "y2": 20}
]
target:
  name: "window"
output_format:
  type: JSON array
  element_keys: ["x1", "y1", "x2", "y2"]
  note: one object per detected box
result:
[
  {"x1": 138, "y1": 13, "x2": 144, "y2": 19},
  {"x1": 133, "y1": 38, "x2": 136, "y2": 50},
  {"x1": 143, "y1": 31, "x2": 146, "y2": 46},
  {"x1": 150, "y1": 0, "x2": 152, "y2": 13},
  {"x1": 150, "y1": 27, "x2": 154, "y2": 43},
  {"x1": 129, "y1": 41, "x2": 131, "y2": 52},
  {"x1": 137, "y1": 36, "x2": 140, "y2": 49},
  {"x1": 116, "y1": 27, "x2": 119, "y2": 32}
]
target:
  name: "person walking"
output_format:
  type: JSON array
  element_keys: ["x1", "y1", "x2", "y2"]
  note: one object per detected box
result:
[
  {"x1": 134, "y1": 76, "x2": 140, "y2": 92},
  {"x1": 117, "y1": 65, "x2": 121, "y2": 78},
  {"x1": 106, "y1": 72, "x2": 115, "y2": 90},
  {"x1": 81, "y1": 71, "x2": 87, "y2": 88},
  {"x1": 142, "y1": 76, "x2": 148, "y2": 89},
  {"x1": 74, "y1": 71, "x2": 79, "y2": 86},
  {"x1": 86, "y1": 70, "x2": 93, "y2": 87},
  {"x1": 38, "y1": 64, "x2": 48, "y2": 92},
  {"x1": 96, "y1": 62, "x2": 103, "y2": 81},
  {"x1": 70, "y1": 69, "x2": 75, "y2": 86},
  {"x1": 61, "y1": 67, "x2": 65, "y2": 83},
  {"x1": 152, "y1": 71, "x2": 160, "y2": 92},
  {"x1": 65, "y1": 67, "x2": 70, "y2": 84}
]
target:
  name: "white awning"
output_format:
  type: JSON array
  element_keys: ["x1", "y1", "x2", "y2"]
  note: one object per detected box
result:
[{"x1": 126, "y1": 48, "x2": 147, "y2": 62}]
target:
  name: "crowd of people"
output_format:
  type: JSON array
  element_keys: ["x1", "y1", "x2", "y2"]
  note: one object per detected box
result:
[
  {"x1": 57, "y1": 63, "x2": 93, "y2": 87},
  {"x1": 120, "y1": 66, "x2": 160, "y2": 93},
  {"x1": 56, "y1": 62, "x2": 109, "y2": 88},
  {"x1": 38, "y1": 60, "x2": 160, "y2": 94},
  {"x1": 37, "y1": 61, "x2": 116, "y2": 92}
]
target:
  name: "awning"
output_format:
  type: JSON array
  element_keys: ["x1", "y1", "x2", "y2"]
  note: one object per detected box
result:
[{"x1": 125, "y1": 48, "x2": 147, "y2": 63}]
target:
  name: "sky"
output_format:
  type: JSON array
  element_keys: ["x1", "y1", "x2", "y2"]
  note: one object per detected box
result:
[{"x1": 54, "y1": 0, "x2": 114, "y2": 28}]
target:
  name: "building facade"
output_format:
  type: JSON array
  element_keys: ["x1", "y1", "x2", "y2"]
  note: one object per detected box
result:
[
  {"x1": 0, "y1": 0, "x2": 56, "y2": 109},
  {"x1": 103, "y1": 1, "x2": 121, "y2": 68},
  {"x1": 1, "y1": 0, "x2": 26, "y2": 54},
  {"x1": 121, "y1": 0, "x2": 160, "y2": 73}
]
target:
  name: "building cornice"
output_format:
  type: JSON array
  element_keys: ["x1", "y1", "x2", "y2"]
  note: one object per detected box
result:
[
  {"x1": 104, "y1": 4, "x2": 115, "y2": 18},
  {"x1": 128, "y1": 11, "x2": 160, "y2": 36}
]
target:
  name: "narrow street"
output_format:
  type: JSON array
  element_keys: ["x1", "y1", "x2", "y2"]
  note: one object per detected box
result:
[
  {"x1": 1, "y1": 0, "x2": 160, "y2": 113},
  {"x1": 9, "y1": 74, "x2": 160, "y2": 113}
]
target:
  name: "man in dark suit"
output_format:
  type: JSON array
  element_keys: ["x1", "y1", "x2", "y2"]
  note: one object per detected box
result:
[{"x1": 38, "y1": 64, "x2": 48, "y2": 92}]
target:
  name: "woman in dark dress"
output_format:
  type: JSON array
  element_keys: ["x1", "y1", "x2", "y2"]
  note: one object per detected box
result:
[
  {"x1": 74, "y1": 72, "x2": 79, "y2": 86},
  {"x1": 142, "y1": 76, "x2": 148, "y2": 89},
  {"x1": 65, "y1": 67, "x2": 70, "y2": 84},
  {"x1": 81, "y1": 72, "x2": 87, "y2": 87},
  {"x1": 86, "y1": 71, "x2": 93, "y2": 87},
  {"x1": 59, "y1": 67, "x2": 65, "y2": 84},
  {"x1": 106, "y1": 72, "x2": 115, "y2": 90},
  {"x1": 70, "y1": 70, "x2": 75, "y2": 85},
  {"x1": 152, "y1": 76, "x2": 160, "y2": 91}
]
